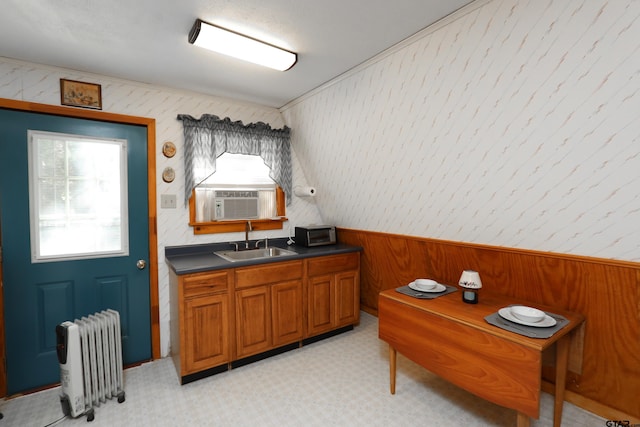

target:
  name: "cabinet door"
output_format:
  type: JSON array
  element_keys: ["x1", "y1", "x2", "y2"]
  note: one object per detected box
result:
[
  {"x1": 184, "y1": 294, "x2": 229, "y2": 373},
  {"x1": 335, "y1": 270, "x2": 359, "y2": 327},
  {"x1": 307, "y1": 274, "x2": 334, "y2": 336},
  {"x1": 271, "y1": 280, "x2": 303, "y2": 347},
  {"x1": 235, "y1": 286, "x2": 272, "y2": 358}
]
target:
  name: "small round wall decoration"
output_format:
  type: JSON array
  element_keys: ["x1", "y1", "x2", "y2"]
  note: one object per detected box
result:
[
  {"x1": 162, "y1": 141, "x2": 176, "y2": 158},
  {"x1": 162, "y1": 167, "x2": 175, "y2": 183}
]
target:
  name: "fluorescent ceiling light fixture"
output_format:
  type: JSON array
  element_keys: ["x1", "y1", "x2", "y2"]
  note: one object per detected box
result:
[{"x1": 189, "y1": 19, "x2": 297, "y2": 71}]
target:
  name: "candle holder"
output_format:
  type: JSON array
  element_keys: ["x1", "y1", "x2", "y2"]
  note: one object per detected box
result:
[{"x1": 459, "y1": 270, "x2": 482, "y2": 304}]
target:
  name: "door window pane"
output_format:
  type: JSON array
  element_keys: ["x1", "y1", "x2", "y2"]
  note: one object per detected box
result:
[{"x1": 28, "y1": 131, "x2": 128, "y2": 262}]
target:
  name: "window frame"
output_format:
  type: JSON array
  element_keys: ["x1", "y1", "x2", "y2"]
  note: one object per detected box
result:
[{"x1": 188, "y1": 186, "x2": 287, "y2": 235}]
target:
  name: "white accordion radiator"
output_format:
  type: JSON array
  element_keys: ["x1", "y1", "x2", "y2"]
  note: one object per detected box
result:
[{"x1": 56, "y1": 309, "x2": 125, "y2": 421}]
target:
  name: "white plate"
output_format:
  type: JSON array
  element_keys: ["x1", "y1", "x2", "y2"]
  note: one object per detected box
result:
[
  {"x1": 408, "y1": 282, "x2": 446, "y2": 293},
  {"x1": 498, "y1": 307, "x2": 557, "y2": 327}
]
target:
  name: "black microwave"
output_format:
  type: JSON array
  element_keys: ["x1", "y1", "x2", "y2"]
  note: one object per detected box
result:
[{"x1": 295, "y1": 226, "x2": 337, "y2": 247}]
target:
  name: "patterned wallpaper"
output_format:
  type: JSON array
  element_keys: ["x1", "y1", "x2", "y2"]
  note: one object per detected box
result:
[
  {"x1": 281, "y1": 0, "x2": 640, "y2": 262},
  {"x1": 0, "y1": 58, "x2": 322, "y2": 356}
]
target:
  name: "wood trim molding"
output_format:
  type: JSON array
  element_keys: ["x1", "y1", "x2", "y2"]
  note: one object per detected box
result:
[
  {"x1": 340, "y1": 227, "x2": 640, "y2": 269},
  {"x1": 541, "y1": 381, "x2": 640, "y2": 425},
  {"x1": 0, "y1": 99, "x2": 161, "y2": 377},
  {"x1": 188, "y1": 187, "x2": 287, "y2": 235},
  {"x1": 0, "y1": 225, "x2": 5, "y2": 397}
]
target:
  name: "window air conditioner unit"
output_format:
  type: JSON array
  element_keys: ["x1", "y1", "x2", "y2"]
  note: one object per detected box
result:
[{"x1": 214, "y1": 190, "x2": 259, "y2": 220}]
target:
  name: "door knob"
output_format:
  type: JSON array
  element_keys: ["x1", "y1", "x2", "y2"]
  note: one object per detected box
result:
[{"x1": 136, "y1": 259, "x2": 147, "y2": 270}]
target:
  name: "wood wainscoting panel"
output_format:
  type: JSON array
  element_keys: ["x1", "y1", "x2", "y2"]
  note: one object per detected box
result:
[
  {"x1": 336, "y1": 230, "x2": 432, "y2": 313},
  {"x1": 337, "y1": 227, "x2": 640, "y2": 420}
]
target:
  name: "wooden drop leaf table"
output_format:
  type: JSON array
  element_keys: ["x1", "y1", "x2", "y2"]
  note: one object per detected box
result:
[{"x1": 378, "y1": 288, "x2": 584, "y2": 427}]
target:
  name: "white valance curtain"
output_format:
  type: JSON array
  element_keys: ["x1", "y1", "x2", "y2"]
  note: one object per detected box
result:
[{"x1": 177, "y1": 114, "x2": 292, "y2": 206}]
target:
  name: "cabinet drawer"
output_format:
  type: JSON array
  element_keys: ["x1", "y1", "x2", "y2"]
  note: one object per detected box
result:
[
  {"x1": 307, "y1": 253, "x2": 359, "y2": 276},
  {"x1": 235, "y1": 260, "x2": 303, "y2": 288},
  {"x1": 183, "y1": 271, "x2": 230, "y2": 297}
]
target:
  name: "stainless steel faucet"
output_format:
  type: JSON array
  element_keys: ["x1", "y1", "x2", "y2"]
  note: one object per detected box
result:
[
  {"x1": 244, "y1": 220, "x2": 252, "y2": 249},
  {"x1": 255, "y1": 237, "x2": 268, "y2": 249}
]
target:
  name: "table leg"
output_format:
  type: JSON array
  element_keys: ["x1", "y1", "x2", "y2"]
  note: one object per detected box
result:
[
  {"x1": 517, "y1": 412, "x2": 531, "y2": 427},
  {"x1": 554, "y1": 336, "x2": 570, "y2": 427},
  {"x1": 389, "y1": 345, "x2": 396, "y2": 395}
]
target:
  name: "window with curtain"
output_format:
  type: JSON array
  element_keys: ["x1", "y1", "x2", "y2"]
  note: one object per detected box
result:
[
  {"x1": 177, "y1": 114, "x2": 292, "y2": 234},
  {"x1": 194, "y1": 153, "x2": 277, "y2": 222}
]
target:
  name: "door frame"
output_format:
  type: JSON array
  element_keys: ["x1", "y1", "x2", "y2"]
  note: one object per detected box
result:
[{"x1": 0, "y1": 98, "x2": 160, "y2": 397}]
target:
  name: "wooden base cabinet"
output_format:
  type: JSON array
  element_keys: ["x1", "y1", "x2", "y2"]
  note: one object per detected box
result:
[
  {"x1": 235, "y1": 261, "x2": 304, "y2": 359},
  {"x1": 170, "y1": 270, "x2": 231, "y2": 383},
  {"x1": 271, "y1": 280, "x2": 304, "y2": 347},
  {"x1": 335, "y1": 271, "x2": 359, "y2": 326},
  {"x1": 171, "y1": 251, "x2": 360, "y2": 384},
  {"x1": 306, "y1": 253, "x2": 360, "y2": 338},
  {"x1": 184, "y1": 294, "x2": 229, "y2": 372},
  {"x1": 235, "y1": 285, "x2": 272, "y2": 358}
]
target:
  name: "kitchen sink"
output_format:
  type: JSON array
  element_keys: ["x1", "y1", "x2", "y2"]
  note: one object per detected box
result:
[{"x1": 214, "y1": 247, "x2": 298, "y2": 262}]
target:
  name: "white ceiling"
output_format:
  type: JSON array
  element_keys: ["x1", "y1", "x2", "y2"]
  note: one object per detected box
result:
[{"x1": 0, "y1": 0, "x2": 473, "y2": 108}]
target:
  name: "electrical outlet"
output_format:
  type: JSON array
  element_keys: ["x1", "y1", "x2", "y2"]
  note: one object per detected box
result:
[{"x1": 161, "y1": 194, "x2": 177, "y2": 209}]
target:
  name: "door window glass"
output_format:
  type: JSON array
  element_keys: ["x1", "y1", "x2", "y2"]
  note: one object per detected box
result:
[{"x1": 28, "y1": 130, "x2": 128, "y2": 262}]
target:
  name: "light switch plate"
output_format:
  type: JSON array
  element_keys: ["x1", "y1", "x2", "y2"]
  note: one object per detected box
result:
[{"x1": 161, "y1": 194, "x2": 177, "y2": 209}]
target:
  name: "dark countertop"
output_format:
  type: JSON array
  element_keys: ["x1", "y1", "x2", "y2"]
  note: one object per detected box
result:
[{"x1": 165, "y1": 238, "x2": 362, "y2": 275}]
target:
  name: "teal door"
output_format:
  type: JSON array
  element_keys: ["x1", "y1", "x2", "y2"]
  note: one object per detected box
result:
[{"x1": 0, "y1": 109, "x2": 151, "y2": 394}]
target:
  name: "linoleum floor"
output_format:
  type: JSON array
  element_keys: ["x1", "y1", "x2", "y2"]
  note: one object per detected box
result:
[{"x1": 1, "y1": 312, "x2": 605, "y2": 427}]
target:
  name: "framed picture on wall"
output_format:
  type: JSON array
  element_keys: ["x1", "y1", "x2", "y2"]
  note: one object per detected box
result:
[{"x1": 60, "y1": 78, "x2": 102, "y2": 110}]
